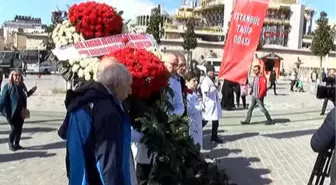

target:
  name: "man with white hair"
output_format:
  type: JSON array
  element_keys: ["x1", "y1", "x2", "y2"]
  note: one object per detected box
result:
[
  {"x1": 58, "y1": 57, "x2": 137, "y2": 185},
  {"x1": 164, "y1": 52, "x2": 185, "y2": 115},
  {"x1": 134, "y1": 52, "x2": 185, "y2": 185}
]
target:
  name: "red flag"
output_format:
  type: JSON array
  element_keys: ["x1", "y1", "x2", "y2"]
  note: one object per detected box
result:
[{"x1": 218, "y1": 0, "x2": 269, "y2": 84}]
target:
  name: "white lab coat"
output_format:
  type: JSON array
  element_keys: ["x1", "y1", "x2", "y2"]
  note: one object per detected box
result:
[
  {"x1": 201, "y1": 76, "x2": 222, "y2": 121},
  {"x1": 187, "y1": 91, "x2": 203, "y2": 148}
]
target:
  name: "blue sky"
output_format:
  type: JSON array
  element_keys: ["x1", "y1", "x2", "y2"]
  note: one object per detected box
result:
[
  {"x1": 303, "y1": 0, "x2": 336, "y2": 21},
  {"x1": 0, "y1": 0, "x2": 334, "y2": 26}
]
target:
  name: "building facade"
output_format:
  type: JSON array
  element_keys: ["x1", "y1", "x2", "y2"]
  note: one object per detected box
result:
[
  {"x1": 163, "y1": 0, "x2": 317, "y2": 49},
  {"x1": 150, "y1": 0, "x2": 336, "y2": 76},
  {"x1": 1, "y1": 15, "x2": 46, "y2": 50},
  {"x1": 132, "y1": 6, "x2": 171, "y2": 33}
]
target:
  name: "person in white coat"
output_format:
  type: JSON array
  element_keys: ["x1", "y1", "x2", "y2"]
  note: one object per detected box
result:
[
  {"x1": 184, "y1": 71, "x2": 203, "y2": 149},
  {"x1": 201, "y1": 65, "x2": 223, "y2": 143}
]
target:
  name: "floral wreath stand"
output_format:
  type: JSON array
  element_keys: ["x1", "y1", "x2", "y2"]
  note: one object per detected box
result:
[{"x1": 49, "y1": 1, "x2": 233, "y2": 185}]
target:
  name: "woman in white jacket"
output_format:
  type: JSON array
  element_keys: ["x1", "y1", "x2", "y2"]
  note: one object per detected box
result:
[{"x1": 184, "y1": 71, "x2": 203, "y2": 149}]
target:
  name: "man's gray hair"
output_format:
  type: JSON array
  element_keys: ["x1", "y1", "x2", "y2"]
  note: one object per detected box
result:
[{"x1": 96, "y1": 58, "x2": 132, "y2": 90}]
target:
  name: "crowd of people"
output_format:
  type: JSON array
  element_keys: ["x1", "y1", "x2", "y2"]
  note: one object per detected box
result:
[{"x1": 0, "y1": 52, "x2": 334, "y2": 185}]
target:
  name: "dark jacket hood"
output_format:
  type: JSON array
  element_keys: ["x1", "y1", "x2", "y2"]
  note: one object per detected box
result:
[
  {"x1": 65, "y1": 80, "x2": 112, "y2": 112},
  {"x1": 58, "y1": 80, "x2": 113, "y2": 140}
]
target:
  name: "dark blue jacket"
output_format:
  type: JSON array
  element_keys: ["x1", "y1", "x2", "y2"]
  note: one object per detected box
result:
[
  {"x1": 58, "y1": 81, "x2": 131, "y2": 185},
  {"x1": 0, "y1": 83, "x2": 33, "y2": 119}
]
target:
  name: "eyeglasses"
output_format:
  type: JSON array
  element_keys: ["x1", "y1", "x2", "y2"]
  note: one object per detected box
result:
[
  {"x1": 169, "y1": 62, "x2": 178, "y2": 67},
  {"x1": 178, "y1": 63, "x2": 186, "y2": 67}
]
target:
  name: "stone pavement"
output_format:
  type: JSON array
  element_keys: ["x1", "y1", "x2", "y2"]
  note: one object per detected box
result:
[
  {"x1": 0, "y1": 111, "x2": 66, "y2": 185},
  {"x1": 202, "y1": 81, "x2": 333, "y2": 185},
  {"x1": 0, "y1": 77, "x2": 333, "y2": 185}
]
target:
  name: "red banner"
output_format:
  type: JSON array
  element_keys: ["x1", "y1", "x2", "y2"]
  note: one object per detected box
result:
[{"x1": 218, "y1": 0, "x2": 269, "y2": 84}]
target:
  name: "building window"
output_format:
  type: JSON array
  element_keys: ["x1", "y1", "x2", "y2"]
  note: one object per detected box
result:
[{"x1": 261, "y1": 24, "x2": 290, "y2": 46}]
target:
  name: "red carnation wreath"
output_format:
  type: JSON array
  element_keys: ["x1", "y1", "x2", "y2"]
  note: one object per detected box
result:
[
  {"x1": 107, "y1": 48, "x2": 169, "y2": 99},
  {"x1": 68, "y1": 1, "x2": 123, "y2": 39}
]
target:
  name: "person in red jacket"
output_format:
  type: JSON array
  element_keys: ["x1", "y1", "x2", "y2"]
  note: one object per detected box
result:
[{"x1": 241, "y1": 65, "x2": 273, "y2": 125}]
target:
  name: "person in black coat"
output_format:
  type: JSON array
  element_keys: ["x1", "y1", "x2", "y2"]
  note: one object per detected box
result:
[
  {"x1": 233, "y1": 82, "x2": 241, "y2": 108},
  {"x1": 221, "y1": 79, "x2": 235, "y2": 110},
  {"x1": 268, "y1": 69, "x2": 277, "y2": 95}
]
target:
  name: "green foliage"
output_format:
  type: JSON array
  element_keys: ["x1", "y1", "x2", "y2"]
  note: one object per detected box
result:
[
  {"x1": 182, "y1": 19, "x2": 198, "y2": 51},
  {"x1": 146, "y1": 6, "x2": 163, "y2": 44},
  {"x1": 42, "y1": 33, "x2": 55, "y2": 51},
  {"x1": 127, "y1": 87, "x2": 231, "y2": 185},
  {"x1": 311, "y1": 11, "x2": 335, "y2": 78},
  {"x1": 311, "y1": 11, "x2": 335, "y2": 58},
  {"x1": 45, "y1": 24, "x2": 55, "y2": 33}
]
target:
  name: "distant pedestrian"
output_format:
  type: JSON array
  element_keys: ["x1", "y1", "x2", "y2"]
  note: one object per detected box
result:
[
  {"x1": 22, "y1": 62, "x2": 27, "y2": 77},
  {"x1": 0, "y1": 69, "x2": 3, "y2": 91},
  {"x1": 310, "y1": 69, "x2": 318, "y2": 83},
  {"x1": 268, "y1": 69, "x2": 277, "y2": 95},
  {"x1": 240, "y1": 79, "x2": 249, "y2": 109},
  {"x1": 290, "y1": 68, "x2": 298, "y2": 91},
  {"x1": 233, "y1": 82, "x2": 241, "y2": 108},
  {"x1": 241, "y1": 65, "x2": 273, "y2": 125},
  {"x1": 0, "y1": 70, "x2": 37, "y2": 151}
]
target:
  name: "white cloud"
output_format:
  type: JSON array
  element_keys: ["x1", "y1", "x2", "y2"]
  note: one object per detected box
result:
[{"x1": 91, "y1": 0, "x2": 157, "y2": 21}]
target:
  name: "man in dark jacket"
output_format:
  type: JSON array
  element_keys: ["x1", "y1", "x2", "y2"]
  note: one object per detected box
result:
[
  {"x1": 58, "y1": 58, "x2": 136, "y2": 185},
  {"x1": 268, "y1": 69, "x2": 277, "y2": 95}
]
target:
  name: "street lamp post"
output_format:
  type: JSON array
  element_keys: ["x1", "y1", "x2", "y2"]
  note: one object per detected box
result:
[{"x1": 295, "y1": 57, "x2": 303, "y2": 69}]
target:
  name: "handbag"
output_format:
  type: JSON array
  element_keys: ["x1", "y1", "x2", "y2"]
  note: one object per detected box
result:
[{"x1": 21, "y1": 108, "x2": 30, "y2": 119}]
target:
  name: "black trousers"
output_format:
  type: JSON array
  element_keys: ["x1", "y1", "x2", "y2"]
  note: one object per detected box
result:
[
  {"x1": 202, "y1": 120, "x2": 219, "y2": 139},
  {"x1": 290, "y1": 80, "x2": 296, "y2": 91},
  {"x1": 241, "y1": 95, "x2": 247, "y2": 108},
  {"x1": 136, "y1": 163, "x2": 152, "y2": 185},
  {"x1": 233, "y1": 85, "x2": 241, "y2": 107},
  {"x1": 7, "y1": 114, "x2": 24, "y2": 146},
  {"x1": 268, "y1": 81, "x2": 277, "y2": 94},
  {"x1": 221, "y1": 81, "x2": 235, "y2": 109}
]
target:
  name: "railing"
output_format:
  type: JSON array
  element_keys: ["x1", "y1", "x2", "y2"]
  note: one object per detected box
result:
[
  {"x1": 165, "y1": 24, "x2": 178, "y2": 30},
  {"x1": 164, "y1": 23, "x2": 223, "y2": 33},
  {"x1": 264, "y1": 18, "x2": 290, "y2": 25}
]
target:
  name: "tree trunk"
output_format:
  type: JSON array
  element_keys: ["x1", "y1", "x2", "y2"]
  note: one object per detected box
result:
[
  {"x1": 319, "y1": 56, "x2": 323, "y2": 82},
  {"x1": 186, "y1": 50, "x2": 192, "y2": 70}
]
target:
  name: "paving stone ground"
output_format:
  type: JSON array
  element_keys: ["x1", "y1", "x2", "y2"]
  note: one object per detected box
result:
[{"x1": 0, "y1": 76, "x2": 333, "y2": 185}]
